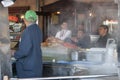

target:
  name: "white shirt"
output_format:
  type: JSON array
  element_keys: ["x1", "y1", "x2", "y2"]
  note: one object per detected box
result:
[{"x1": 55, "y1": 30, "x2": 71, "y2": 40}]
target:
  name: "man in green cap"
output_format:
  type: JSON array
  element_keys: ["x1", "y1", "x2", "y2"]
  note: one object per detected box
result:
[
  {"x1": 24, "y1": 10, "x2": 37, "y2": 22},
  {"x1": 14, "y1": 10, "x2": 43, "y2": 78}
]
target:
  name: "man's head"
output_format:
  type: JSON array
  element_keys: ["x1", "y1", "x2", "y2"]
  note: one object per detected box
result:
[
  {"x1": 98, "y1": 25, "x2": 109, "y2": 36},
  {"x1": 61, "y1": 22, "x2": 68, "y2": 30},
  {"x1": 77, "y1": 29, "x2": 85, "y2": 39},
  {"x1": 24, "y1": 10, "x2": 37, "y2": 23}
]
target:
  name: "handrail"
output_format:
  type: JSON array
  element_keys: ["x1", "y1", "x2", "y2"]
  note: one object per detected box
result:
[{"x1": 10, "y1": 74, "x2": 118, "y2": 80}]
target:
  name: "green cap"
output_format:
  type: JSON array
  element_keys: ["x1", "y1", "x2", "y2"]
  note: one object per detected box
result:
[{"x1": 25, "y1": 10, "x2": 37, "y2": 22}]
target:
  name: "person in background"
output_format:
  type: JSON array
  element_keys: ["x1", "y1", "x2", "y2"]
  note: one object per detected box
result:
[
  {"x1": 75, "y1": 30, "x2": 91, "y2": 48},
  {"x1": 65, "y1": 29, "x2": 91, "y2": 48},
  {"x1": 14, "y1": 10, "x2": 43, "y2": 78},
  {"x1": 64, "y1": 29, "x2": 90, "y2": 60},
  {"x1": 95, "y1": 25, "x2": 111, "y2": 48},
  {"x1": 55, "y1": 21, "x2": 72, "y2": 41}
]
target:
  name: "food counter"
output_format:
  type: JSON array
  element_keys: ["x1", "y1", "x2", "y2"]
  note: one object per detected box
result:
[
  {"x1": 42, "y1": 42, "x2": 118, "y2": 77},
  {"x1": 42, "y1": 44, "x2": 71, "y2": 62},
  {"x1": 42, "y1": 42, "x2": 106, "y2": 63},
  {"x1": 11, "y1": 41, "x2": 118, "y2": 78}
]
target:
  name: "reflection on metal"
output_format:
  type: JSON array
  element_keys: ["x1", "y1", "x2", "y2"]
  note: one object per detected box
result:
[{"x1": 10, "y1": 74, "x2": 117, "y2": 80}]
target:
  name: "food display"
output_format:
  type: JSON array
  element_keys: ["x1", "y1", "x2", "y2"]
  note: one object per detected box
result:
[
  {"x1": 41, "y1": 36, "x2": 87, "y2": 61},
  {"x1": 62, "y1": 42, "x2": 78, "y2": 49},
  {"x1": 41, "y1": 37, "x2": 79, "y2": 49},
  {"x1": 41, "y1": 37, "x2": 72, "y2": 61}
]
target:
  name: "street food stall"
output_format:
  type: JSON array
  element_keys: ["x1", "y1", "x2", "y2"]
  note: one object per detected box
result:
[
  {"x1": 8, "y1": 1, "x2": 119, "y2": 80},
  {"x1": 4, "y1": 0, "x2": 120, "y2": 80}
]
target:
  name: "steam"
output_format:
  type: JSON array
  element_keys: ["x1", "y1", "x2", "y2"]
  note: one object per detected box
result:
[{"x1": 47, "y1": 0, "x2": 119, "y2": 75}]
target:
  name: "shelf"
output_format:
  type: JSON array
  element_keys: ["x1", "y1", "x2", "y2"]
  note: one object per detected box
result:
[{"x1": 10, "y1": 39, "x2": 19, "y2": 42}]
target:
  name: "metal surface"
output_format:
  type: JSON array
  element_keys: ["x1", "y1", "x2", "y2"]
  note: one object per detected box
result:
[
  {"x1": 10, "y1": 74, "x2": 118, "y2": 80},
  {"x1": 42, "y1": 47, "x2": 118, "y2": 75}
]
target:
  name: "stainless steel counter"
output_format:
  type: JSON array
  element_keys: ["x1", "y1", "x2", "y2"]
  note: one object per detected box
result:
[{"x1": 42, "y1": 46, "x2": 118, "y2": 76}]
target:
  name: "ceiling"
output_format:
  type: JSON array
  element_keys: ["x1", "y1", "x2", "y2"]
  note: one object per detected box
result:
[
  {"x1": 11, "y1": 0, "x2": 117, "y2": 8},
  {"x1": 74, "y1": 0, "x2": 114, "y2": 3},
  {"x1": 42, "y1": 0, "x2": 117, "y2": 12},
  {"x1": 43, "y1": 0, "x2": 59, "y2": 5},
  {"x1": 8, "y1": 0, "x2": 118, "y2": 14},
  {"x1": 44, "y1": 0, "x2": 115, "y2": 5},
  {"x1": 39, "y1": 0, "x2": 117, "y2": 7}
]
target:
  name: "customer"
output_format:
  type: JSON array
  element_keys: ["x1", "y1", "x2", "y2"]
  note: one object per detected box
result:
[
  {"x1": 75, "y1": 30, "x2": 91, "y2": 48},
  {"x1": 95, "y1": 25, "x2": 111, "y2": 47},
  {"x1": 65, "y1": 29, "x2": 91, "y2": 48},
  {"x1": 14, "y1": 10, "x2": 43, "y2": 78},
  {"x1": 55, "y1": 21, "x2": 71, "y2": 41},
  {"x1": 64, "y1": 29, "x2": 90, "y2": 60}
]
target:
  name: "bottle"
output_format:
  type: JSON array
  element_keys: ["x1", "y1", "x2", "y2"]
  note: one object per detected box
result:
[{"x1": 71, "y1": 51, "x2": 78, "y2": 61}]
